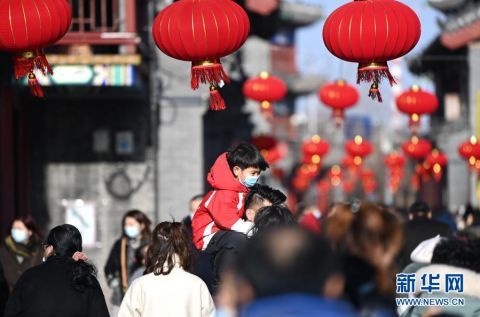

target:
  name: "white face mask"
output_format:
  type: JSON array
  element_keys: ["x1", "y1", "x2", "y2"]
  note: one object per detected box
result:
[
  {"x1": 124, "y1": 226, "x2": 140, "y2": 239},
  {"x1": 11, "y1": 229, "x2": 29, "y2": 244}
]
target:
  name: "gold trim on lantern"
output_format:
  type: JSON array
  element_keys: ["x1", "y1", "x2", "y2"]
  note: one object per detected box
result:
[
  {"x1": 21, "y1": 51, "x2": 36, "y2": 59},
  {"x1": 358, "y1": 62, "x2": 388, "y2": 71},
  {"x1": 193, "y1": 59, "x2": 221, "y2": 67}
]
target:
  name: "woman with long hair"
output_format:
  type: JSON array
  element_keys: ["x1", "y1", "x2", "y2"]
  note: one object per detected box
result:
[
  {"x1": 105, "y1": 210, "x2": 151, "y2": 311},
  {"x1": 118, "y1": 222, "x2": 215, "y2": 317},
  {"x1": 0, "y1": 216, "x2": 43, "y2": 291},
  {"x1": 4, "y1": 224, "x2": 109, "y2": 317}
]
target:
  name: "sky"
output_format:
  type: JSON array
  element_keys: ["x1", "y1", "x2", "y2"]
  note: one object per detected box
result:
[{"x1": 293, "y1": 0, "x2": 444, "y2": 137}]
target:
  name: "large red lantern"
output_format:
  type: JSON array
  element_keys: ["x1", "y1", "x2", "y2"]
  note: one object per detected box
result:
[
  {"x1": 396, "y1": 85, "x2": 439, "y2": 133},
  {"x1": 243, "y1": 72, "x2": 287, "y2": 116},
  {"x1": 0, "y1": 0, "x2": 72, "y2": 97},
  {"x1": 424, "y1": 149, "x2": 448, "y2": 182},
  {"x1": 345, "y1": 136, "x2": 373, "y2": 166},
  {"x1": 152, "y1": 0, "x2": 250, "y2": 110},
  {"x1": 458, "y1": 137, "x2": 480, "y2": 167},
  {"x1": 318, "y1": 79, "x2": 359, "y2": 126},
  {"x1": 402, "y1": 137, "x2": 432, "y2": 160},
  {"x1": 323, "y1": 0, "x2": 421, "y2": 102},
  {"x1": 302, "y1": 135, "x2": 330, "y2": 165}
]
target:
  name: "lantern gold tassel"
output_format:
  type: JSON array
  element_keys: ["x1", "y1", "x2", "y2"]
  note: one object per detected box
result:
[
  {"x1": 191, "y1": 60, "x2": 230, "y2": 90},
  {"x1": 358, "y1": 62, "x2": 396, "y2": 102},
  {"x1": 28, "y1": 73, "x2": 44, "y2": 98},
  {"x1": 209, "y1": 84, "x2": 226, "y2": 111}
]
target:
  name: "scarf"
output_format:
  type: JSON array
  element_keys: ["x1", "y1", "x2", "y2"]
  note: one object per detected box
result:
[{"x1": 5, "y1": 236, "x2": 38, "y2": 258}]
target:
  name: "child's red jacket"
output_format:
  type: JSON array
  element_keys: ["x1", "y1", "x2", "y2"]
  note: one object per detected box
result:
[{"x1": 192, "y1": 153, "x2": 253, "y2": 250}]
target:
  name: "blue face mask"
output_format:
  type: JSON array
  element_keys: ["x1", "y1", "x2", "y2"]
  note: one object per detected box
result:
[
  {"x1": 242, "y1": 175, "x2": 259, "y2": 188},
  {"x1": 11, "y1": 229, "x2": 29, "y2": 244},
  {"x1": 124, "y1": 226, "x2": 140, "y2": 239}
]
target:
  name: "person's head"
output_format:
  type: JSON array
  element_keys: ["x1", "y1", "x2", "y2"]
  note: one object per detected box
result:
[
  {"x1": 345, "y1": 203, "x2": 403, "y2": 270},
  {"x1": 463, "y1": 204, "x2": 480, "y2": 227},
  {"x1": 431, "y1": 237, "x2": 480, "y2": 273},
  {"x1": 10, "y1": 216, "x2": 42, "y2": 245},
  {"x1": 235, "y1": 227, "x2": 344, "y2": 300},
  {"x1": 244, "y1": 185, "x2": 286, "y2": 221},
  {"x1": 409, "y1": 201, "x2": 432, "y2": 220},
  {"x1": 122, "y1": 210, "x2": 151, "y2": 240},
  {"x1": 227, "y1": 143, "x2": 269, "y2": 188},
  {"x1": 44, "y1": 224, "x2": 97, "y2": 291},
  {"x1": 252, "y1": 205, "x2": 295, "y2": 235},
  {"x1": 323, "y1": 203, "x2": 354, "y2": 249},
  {"x1": 189, "y1": 194, "x2": 204, "y2": 214},
  {"x1": 145, "y1": 222, "x2": 193, "y2": 275},
  {"x1": 44, "y1": 224, "x2": 83, "y2": 259}
]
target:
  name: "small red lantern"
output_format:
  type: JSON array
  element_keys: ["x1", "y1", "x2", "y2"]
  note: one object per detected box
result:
[
  {"x1": 396, "y1": 85, "x2": 439, "y2": 133},
  {"x1": 385, "y1": 152, "x2": 406, "y2": 193},
  {"x1": 243, "y1": 72, "x2": 287, "y2": 116},
  {"x1": 302, "y1": 135, "x2": 330, "y2": 165},
  {"x1": 152, "y1": 0, "x2": 250, "y2": 110},
  {"x1": 424, "y1": 149, "x2": 448, "y2": 182},
  {"x1": 318, "y1": 79, "x2": 359, "y2": 126},
  {"x1": 0, "y1": 0, "x2": 72, "y2": 97},
  {"x1": 329, "y1": 165, "x2": 343, "y2": 187},
  {"x1": 345, "y1": 136, "x2": 373, "y2": 166},
  {"x1": 323, "y1": 0, "x2": 421, "y2": 101},
  {"x1": 385, "y1": 152, "x2": 406, "y2": 170},
  {"x1": 298, "y1": 164, "x2": 320, "y2": 180},
  {"x1": 342, "y1": 180, "x2": 355, "y2": 194},
  {"x1": 250, "y1": 135, "x2": 285, "y2": 165},
  {"x1": 292, "y1": 176, "x2": 310, "y2": 193},
  {"x1": 317, "y1": 179, "x2": 331, "y2": 194},
  {"x1": 458, "y1": 137, "x2": 480, "y2": 167},
  {"x1": 402, "y1": 137, "x2": 432, "y2": 161}
]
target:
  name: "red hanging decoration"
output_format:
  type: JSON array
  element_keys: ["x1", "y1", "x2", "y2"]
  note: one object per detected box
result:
[
  {"x1": 243, "y1": 72, "x2": 287, "y2": 116},
  {"x1": 384, "y1": 152, "x2": 406, "y2": 193},
  {"x1": 152, "y1": 0, "x2": 250, "y2": 111},
  {"x1": 345, "y1": 136, "x2": 373, "y2": 166},
  {"x1": 458, "y1": 136, "x2": 480, "y2": 167},
  {"x1": 301, "y1": 135, "x2": 330, "y2": 165},
  {"x1": 402, "y1": 137, "x2": 432, "y2": 161},
  {"x1": 0, "y1": 0, "x2": 72, "y2": 97},
  {"x1": 323, "y1": 0, "x2": 421, "y2": 102},
  {"x1": 328, "y1": 165, "x2": 343, "y2": 187},
  {"x1": 318, "y1": 79, "x2": 359, "y2": 127},
  {"x1": 424, "y1": 149, "x2": 448, "y2": 182},
  {"x1": 396, "y1": 85, "x2": 439, "y2": 134},
  {"x1": 250, "y1": 135, "x2": 286, "y2": 165}
]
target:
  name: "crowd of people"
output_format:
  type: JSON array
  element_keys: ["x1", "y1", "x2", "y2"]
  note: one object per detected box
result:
[{"x1": 1, "y1": 142, "x2": 480, "y2": 317}]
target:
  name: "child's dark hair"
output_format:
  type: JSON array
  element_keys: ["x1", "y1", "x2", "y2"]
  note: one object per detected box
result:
[
  {"x1": 145, "y1": 222, "x2": 193, "y2": 275},
  {"x1": 227, "y1": 143, "x2": 269, "y2": 172},
  {"x1": 45, "y1": 224, "x2": 97, "y2": 292}
]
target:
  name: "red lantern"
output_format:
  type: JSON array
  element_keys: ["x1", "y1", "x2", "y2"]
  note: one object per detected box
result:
[
  {"x1": 250, "y1": 135, "x2": 284, "y2": 164},
  {"x1": 302, "y1": 135, "x2": 330, "y2": 165},
  {"x1": 342, "y1": 180, "x2": 355, "y2": 194},
  {"x1": 243, "y1": 72, "x2": 287, "y2": 116},
  {"x1": 323, "y1": 0, "x2": 421, "y2": 102},
  {"x1": 292, "y1": 176, "x2": 310, "y2": 192},
  {"x1": 0, "y1": 0, "x2": 72, "y2": 97},
  {"x1": 424, "y1": 149, "x2": 447, "y2": 182},
  {"x1": 385, "y1": 152, "x2": 406, "y2": 170},
  {"x1": 396, "y1": 85, "x2": 439, "y2": 133},
  {"x1": 345, "y1": 136, "x2": 373, "y2": 166},
  {"x1": 152, "y1": 0, "x2": 250, "y2": 111},
  {"x1": 402, "y1": 137, "x2": 432, "y2": 161},
  {"x1": 318, "y1": 79, "x2": 359, "y2": 126},
  {"x1": 317, "y1": 179, "x2": 331, "y2": 194},
  {"x1": 458, "y1": 137, "x2": 480, "y2": 167}
]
